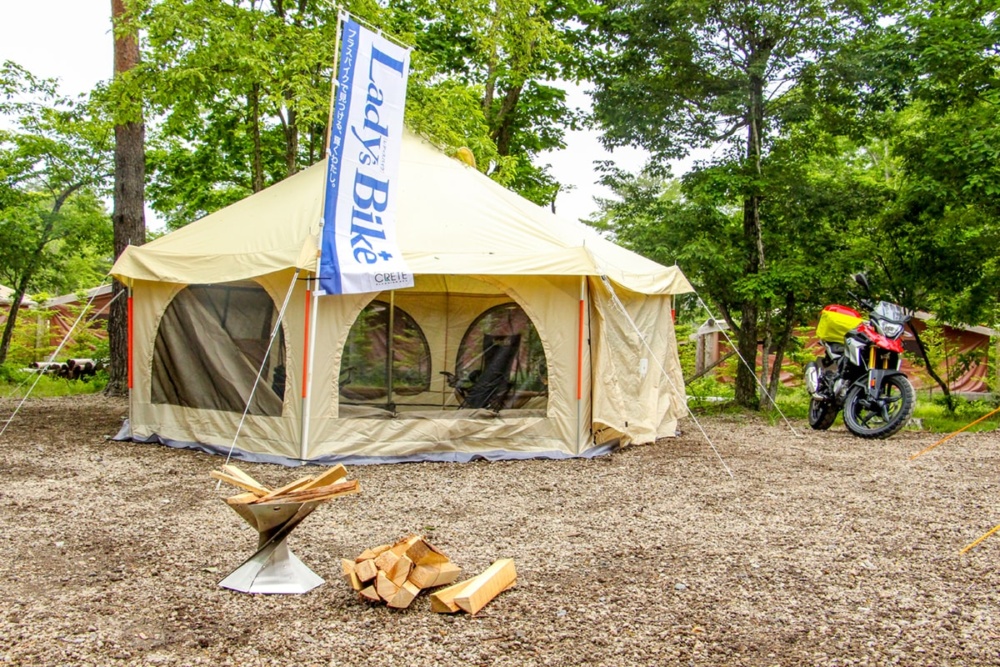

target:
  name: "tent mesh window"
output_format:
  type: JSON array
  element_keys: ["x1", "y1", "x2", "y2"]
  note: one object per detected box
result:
[
  {"x1": 151, "y1": 282, "x2": 286, "y2": 416},
  {"x1": 339, "y1": 300, "x2": 431, "y2": 406},
  {"x1": 446, "y1": 302, "x2": 548, "y2": 411}
]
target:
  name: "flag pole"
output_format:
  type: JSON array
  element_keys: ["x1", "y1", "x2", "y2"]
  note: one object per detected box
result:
[{"x1": 300, "y1": 10, "x2": 346, "y2": 461}]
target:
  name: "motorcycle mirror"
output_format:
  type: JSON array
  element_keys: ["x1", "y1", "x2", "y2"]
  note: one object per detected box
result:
[{"x1": 852, "y1": 273, "x2": 871, "y2": 293}]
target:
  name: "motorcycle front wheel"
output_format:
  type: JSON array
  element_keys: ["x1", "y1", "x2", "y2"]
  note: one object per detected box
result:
[
  {"x1": 808, "y1": 397, "x2": 838, "y2": 430},
  {"x1": 843, "y1": 374, "x2": 915, "y2": 439}
]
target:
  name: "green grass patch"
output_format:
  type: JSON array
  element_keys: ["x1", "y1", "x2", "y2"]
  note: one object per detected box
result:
[
  {"x1": 685, "y1": 384, "x2": 1000, "y2": 434},
  {"x1": 0, "y1": 364, "x2": 107, "y2": 399},
  {"x1": 910, "y1": 397, "x2": 1000, "y2": 434}
]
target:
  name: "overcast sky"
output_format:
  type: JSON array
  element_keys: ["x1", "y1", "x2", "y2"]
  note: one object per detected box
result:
[{"x1": 1, "y1": 0, "x2": 650, "y2": 223}]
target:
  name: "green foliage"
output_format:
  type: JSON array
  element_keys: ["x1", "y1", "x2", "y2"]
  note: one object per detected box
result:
[
  {"x1": 582, "y1": 0, "x2": 876, "y2": 408},
  {"x1": 1, "y1": 300, "x2": 109, "y2": 368},
  {"x1": 905, "y1": 319, "x2": 985, "y2": 396},
  {"x1": 840, "y1": 3, "x2": 1000, "y2": 331},
  {"x1": 383, "y1": 0, "x2": 586, "y2": 204},
  {"x1": 0, "y1": 62, "x2": 114, "y2": 365},
  {"x1": 910, "y1": 394, "x2": 999, "y2": 434},
  {"x1": 126, "y1": 0, "x2": 344, "y2": 228},
  {"x1": 122, "y1": 0, "x2": 587, "y2": 225},
  {"x1": 0, "y1": 363, "x2": 108, "y2": 398},
  {"x1": 690, "y1": 385, "x2": 999, "y2": 434}
]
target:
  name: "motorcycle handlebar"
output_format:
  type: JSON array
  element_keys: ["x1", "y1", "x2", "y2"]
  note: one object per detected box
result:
[{"x1": 848, "y1": 290, "x2": 874, "y2": 312}]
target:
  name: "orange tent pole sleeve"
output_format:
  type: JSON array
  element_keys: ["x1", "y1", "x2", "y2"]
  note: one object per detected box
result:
[
  {"x1": 301, "y1": 286, "x2": 312, "y2": 398},
  {"x1": 127, "y1": 292, "x2": 134, "y2": 389},
  {"x1": 577, "y1": 298, "x2": 585, "y2": 401}
]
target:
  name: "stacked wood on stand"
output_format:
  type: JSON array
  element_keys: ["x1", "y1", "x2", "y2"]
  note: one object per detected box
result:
[
  {"x1": 341, "y1": 536, "x2": 516, "y2": 614},
  {"x1": 341, "y1": 535, "x2": 462, "y2": 609},
  {"x1": 210, "y1": 463, "x2": 360, "y2": 504}
]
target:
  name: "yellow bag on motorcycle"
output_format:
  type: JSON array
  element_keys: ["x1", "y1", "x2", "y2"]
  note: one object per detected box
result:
[{"x1": 816, "y1": 305, "x2": 863, "y2": 343}]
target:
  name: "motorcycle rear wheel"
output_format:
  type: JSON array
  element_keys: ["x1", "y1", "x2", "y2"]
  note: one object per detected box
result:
[
  {"x1": 843, "y1": 374, "x2": 915, "y2": 439},
  {"x1": 808, "y1": 398, "x2": 838, "y2": 430}
]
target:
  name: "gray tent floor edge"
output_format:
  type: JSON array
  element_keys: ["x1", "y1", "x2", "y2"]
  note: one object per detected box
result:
[{"x1": 113, "y1": 420, "x2": 618, "y2": 466}]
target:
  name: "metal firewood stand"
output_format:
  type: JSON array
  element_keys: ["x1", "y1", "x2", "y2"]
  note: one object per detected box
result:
[{"x1": 219, "y1": 499, "x2": 325, "y2": 594}]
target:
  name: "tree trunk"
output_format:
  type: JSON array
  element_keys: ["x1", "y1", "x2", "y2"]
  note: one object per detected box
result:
[
  {"x1": 758, "y1": 309, "x2": 773, "y2": 407},
  {"x1": 734, "y1": 70, "x2": 766, "y2": 409},
  {"x1": 491, "y1": 84, "x2": 523, "y2": 157},
  {"x1": 107, "y1": 0, "x2": 146, "y2": 397},
  {"x1": 274, "y1": 0, "x2": 300, "y2": 176},
  {"x1": 734, "y1": 300, "x2": 760, "y2": 409},
  {"x1": 0, "y1": 283, "x2": 29, "y2": 366},
  {"x1": 909, "y1": 323, "x2": 954, "y2": 412},
  {"x1": 285, "y1": 105, "x2": 298, "y2": 177},
  {"x1": 250, "y1": 82, "x2": 264, "y2": 192},
  {"x1": 0, "y1": 193, "x2": 74, "y2": 365},
  {"x1": 764, "y1": 294, "x2": 797, "y2": 409}
]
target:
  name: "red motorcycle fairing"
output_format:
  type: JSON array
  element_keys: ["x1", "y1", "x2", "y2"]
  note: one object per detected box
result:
[{"x1": 855, "y1": 322, "x2": 904, "y2": 353}]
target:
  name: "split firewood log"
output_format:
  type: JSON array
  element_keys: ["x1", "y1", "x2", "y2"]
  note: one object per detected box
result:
[
  {"x1": 354, "y1": 558, "x2": 378, "y2": 583},
  {"x1": 253, "y1": 480, "x2": 359, "y2": 504},
  {"x1": 387, "y1": 581, "x2": 421, "y2": 609},
  {"x1": 340, "y1": 559, "x2": 363, "y2": 591},
  {"x1": 409, "y1": 561, "x2": 462, "y2": 589},
  {"x1": 209, "y1": 470, "x2": 270, "y2": 497},
  {"x1": 429, "y1": 558, "x2": 516, "y2": 615}
]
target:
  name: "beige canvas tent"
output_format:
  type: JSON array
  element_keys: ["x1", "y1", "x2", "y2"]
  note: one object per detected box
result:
[{"x1": 111, "y1": 131, "x2": 693, "y2": 465}]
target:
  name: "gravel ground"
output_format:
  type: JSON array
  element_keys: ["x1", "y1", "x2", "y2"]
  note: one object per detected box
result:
[{"x1": 1, "y1": 394, "x2": 999, "y2": 667}]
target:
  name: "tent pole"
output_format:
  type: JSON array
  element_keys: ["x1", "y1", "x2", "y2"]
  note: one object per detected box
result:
[
  {"x1": 300, "y1": 275, "x2": 320, "y2": 460},
  {"x1": 127, "y1": 281, "x2": 133, "y2": 439},
  {"x1": 577, "y1": 276, "x2": 586, "y2": 449},
  {"x1": 386, "y1": 290, "x2": 396, "y2": 410}
]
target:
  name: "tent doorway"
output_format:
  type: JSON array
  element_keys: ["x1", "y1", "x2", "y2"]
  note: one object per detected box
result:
[{"x1": 150, "y1": 281, "x2": 287, "y2": 416}]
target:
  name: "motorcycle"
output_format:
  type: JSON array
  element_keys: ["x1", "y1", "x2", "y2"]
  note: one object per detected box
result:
[{"x1": 804, "y1": 274, "x2": 916, "y2": 439}]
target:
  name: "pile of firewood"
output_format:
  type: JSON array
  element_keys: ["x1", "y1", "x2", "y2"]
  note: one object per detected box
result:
[
  {"x1": 28, "y1": 358, "x2": 105, "y2": 380},
  {"x1": 341, "y1": 535, "x2": 462, "y2": 609},
  {"x1": 341, "y1": 535, "x2": 516, "y2": 613},
  {"x1": 210, "y1": 463, "x2": 360, "y2": 504}
]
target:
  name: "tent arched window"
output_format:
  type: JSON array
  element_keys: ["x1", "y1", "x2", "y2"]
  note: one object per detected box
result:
[
  {"x1": 151, "y1": 281, "x2": 286, "y2": 416},
  {"x1": 445, "y1": 302, "x2": 548, "y2": 411},
  {"x1": 339, "y1": 300, "x2": 432, "y2": 406}
]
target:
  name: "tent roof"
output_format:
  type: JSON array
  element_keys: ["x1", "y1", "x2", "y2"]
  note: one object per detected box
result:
[
  {"x1": 112, "y1": 131, "x2": 692, "y2": 295},
  {"x1": 0, "y1": 284, "x2": 36, "y2": 307}
]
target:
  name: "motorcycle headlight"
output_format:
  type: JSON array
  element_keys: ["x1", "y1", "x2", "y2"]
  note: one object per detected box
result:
[{"x1": 880, "y1": 322, "x2": 903, "y2": 338}]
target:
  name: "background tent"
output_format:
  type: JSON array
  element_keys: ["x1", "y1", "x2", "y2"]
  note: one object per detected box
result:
[{"x1": 111, "y1": 131, "x2": 693, "y2": 465}]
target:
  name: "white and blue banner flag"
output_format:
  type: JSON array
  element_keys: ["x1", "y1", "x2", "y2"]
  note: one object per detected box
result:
[{"x1": 319, "y1": 19, "x2": 413, "y2": 295}]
